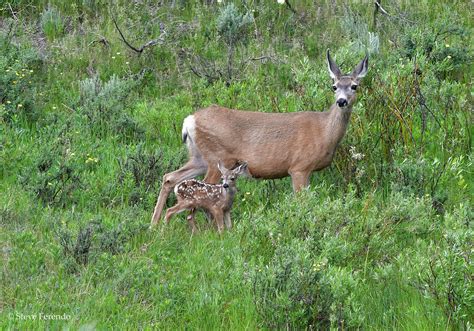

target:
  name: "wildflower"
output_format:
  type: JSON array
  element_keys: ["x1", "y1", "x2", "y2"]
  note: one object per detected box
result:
[
  {"x1": 277, "y1": 0, "x2": 285, "y2": 4},
  {"x1": 349, "y1": 145, "x2": 365, "y2": 161},
  {"x1": 447, "y1": 55, "x2": 452, "y2": 59},
  {"x1": 29, "y1": 70, "x2": 34, "y2": 73},
  {"x1": 5, "y1": 69, "x2": 10, "y2": 72},
  {"x1": 13, "y1": 80, "x2": 17, "y2": 84},
  {"x1": 445, "y1": 44, "x2": 450, "y2": 48},
  {"x1": 52, "y1": 106, "x2": 57, "y2": 110},
  {"x1": 125, "y1": 61, "x2": 129, "y2": 65},
  {"x1": 17, "y1": 104, "x2": 23, "y2": 108},
  {"x1": 246, "y1": 192, "x2": 251, "y2": 195},
  {"x1": 116, "y1": 52, "x2": 121, "y2": 55},
  {"x1": 217, "y1": 0, "x2": 222, "y2": 3},
  {"x1": 6, "y1": 100, "x2": 11, "y2": 104},
  {"x1": 112, "y1": 56, "x2": 116, "y2": 59}
]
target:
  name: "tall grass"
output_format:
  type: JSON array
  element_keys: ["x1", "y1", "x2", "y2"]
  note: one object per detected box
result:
[{"x1": 1, "y1": 0, "x2": 472, "y2": 329}]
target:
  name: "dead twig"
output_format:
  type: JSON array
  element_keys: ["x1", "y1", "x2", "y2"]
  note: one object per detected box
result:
[
  {"x1": 285, "y1": 0, "x2": 297, "y2": 15},
  {"x1": 89, "y1": 36, "x2": 110, "y2": 48},
  {"x1": 375, "y1": 0, "x2": 390, "y2": 16},
  {"x1": 8, "y1": 3, "x2": 19, "y2": 21},
  {"x1": 112, "y1": 16, "x2": 164, "y2": 55}
]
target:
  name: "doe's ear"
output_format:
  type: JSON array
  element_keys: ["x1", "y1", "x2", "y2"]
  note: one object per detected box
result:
[
  {"x1": 351, "y1": 54, "x2": 368, "y2": 80},
  {"x1": 327, "y1": 49, "x2": 342, "y2": 80}
]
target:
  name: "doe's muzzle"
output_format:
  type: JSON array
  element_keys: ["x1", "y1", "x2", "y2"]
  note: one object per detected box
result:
[{"x1": 337, "y1": 98, "x2": 348, "y2": 108}]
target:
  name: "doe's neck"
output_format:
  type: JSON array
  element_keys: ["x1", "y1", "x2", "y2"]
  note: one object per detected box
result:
[{"x1": 325, "y1": 104, "x2": 353, "y2": 145}]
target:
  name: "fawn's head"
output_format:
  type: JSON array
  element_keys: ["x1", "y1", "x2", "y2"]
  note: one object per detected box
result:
[
  {"x1": 217, "y1": 161, "x2": 249, "y2": 189},
  {"x1": 327, "y1": 49, "x2": 368, "y2": 109}
]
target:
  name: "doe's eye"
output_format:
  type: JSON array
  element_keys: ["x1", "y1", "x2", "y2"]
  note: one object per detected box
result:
[
  {"x1": 332, "y1": 85, "x2": 337, "y2": 91},
  {"x1": 351, "y1": 85, "x2": 358, "y2": 90},
  {"x1": 231, "y1": 177, "x2": 236, "y2": 181}
]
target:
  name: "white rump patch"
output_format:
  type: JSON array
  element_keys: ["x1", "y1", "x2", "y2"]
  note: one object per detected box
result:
[{"x1": 182, "y1": 115, "x2": 196, "y2": 145}]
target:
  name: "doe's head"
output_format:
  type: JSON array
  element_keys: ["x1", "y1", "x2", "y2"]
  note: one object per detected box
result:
[
  {"x1": 327, "y1": 49, "x2": 368, "y2": 109},
  {"x1": 217, "y1": 161, "x2": 249, "y2": 189}
]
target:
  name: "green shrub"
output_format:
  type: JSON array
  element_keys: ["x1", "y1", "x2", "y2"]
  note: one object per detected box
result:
[
  {"x1": 40, "y1": 6, "x2": 64, "y2": 41},
  {"x1": 403, "y1": 203, "x2": 473, "y2": 328},
  {"x1": 78, "y1": 74, "x2": 140, "y2": 136},
  {"x1": 217, "y1": 3, "x2": 253, "y2": 48},
  {"x1": 0, "y1": 34, "x2": 42, "y2": 123}
]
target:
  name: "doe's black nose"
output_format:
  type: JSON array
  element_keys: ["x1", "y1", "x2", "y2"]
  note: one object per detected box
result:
[
  {"x1": 337, "y1": 98, "x2": 348, "y2": 107},
  {"x1": 223, "y1": 183, "x2": 229, "y2": 188}
]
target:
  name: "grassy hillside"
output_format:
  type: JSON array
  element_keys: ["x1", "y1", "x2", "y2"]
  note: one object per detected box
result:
[{"x1": 1, "y1": 1, "x2": 472, "y2": 329}]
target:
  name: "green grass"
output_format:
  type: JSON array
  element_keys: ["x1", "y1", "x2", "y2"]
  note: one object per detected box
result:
[{"x1": 1, "y1": 0, "x2": 473, "y2": 329}]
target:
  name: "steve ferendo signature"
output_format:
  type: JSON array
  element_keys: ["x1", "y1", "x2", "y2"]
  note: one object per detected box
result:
[{"x1": 8, "y1": 312, "x2": 71, "y2": 321}]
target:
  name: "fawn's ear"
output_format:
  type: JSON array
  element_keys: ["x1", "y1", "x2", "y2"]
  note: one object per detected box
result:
[
  {"x1": 234, "y1": 162, "x2": 250, "y2": 176},
  {"x1": 217, "y1": 161, "x2": 228, "y2": 174}
]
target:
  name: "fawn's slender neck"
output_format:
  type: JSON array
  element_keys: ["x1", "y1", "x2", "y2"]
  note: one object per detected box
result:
[{"x1": 223, "y1": 186, "x2": 237, "y2": 208}]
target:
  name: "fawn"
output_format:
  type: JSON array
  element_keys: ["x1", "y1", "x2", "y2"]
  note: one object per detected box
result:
[{"x1": 164, "y1": 162, "x2": 249, "y2": 233}]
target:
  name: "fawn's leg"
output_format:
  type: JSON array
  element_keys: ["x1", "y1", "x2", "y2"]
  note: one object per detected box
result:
[
  {"x1": 164, "y1": 203, "x2": 187, "y2": 225},
  {"x1": 224, "y1": 211, "x2": 232, "y2": 229},
  {"x1": 211, "y1": 208, "x2": 225, "y2": 234},
  {"x1": 151, "y1": 158, "x2": 207, "y2": 227},
  {"x1": 186, "y1": 209, "x2": 198, "y2": 234}
]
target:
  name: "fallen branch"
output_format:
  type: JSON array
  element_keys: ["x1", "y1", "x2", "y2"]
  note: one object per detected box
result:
[
  {"x1": 112, "y1": 17, "x2": 164, "y2": 54},
  {"x1": 285, "y1": 0, "x2": 297, "y2": 15},
  {"x1": 89, "y1": 36, "x2": 110, "y2": 48},
  {"x1": 375, "y1": 0, "x2": 390, "y2": 16},
  {"x1": 8, "y1": 3, "x2": 19, "y2": 21}
]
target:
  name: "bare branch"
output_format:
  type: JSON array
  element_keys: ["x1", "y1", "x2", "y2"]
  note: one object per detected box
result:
[
  {"x1": 375, "y1": 1, "x2": 390, "y2": 16},
  {"x1": 89, "y1": 36, "x2": 110, "y2": 48},
  {"x1": 285, "y1": 0, "x2": 297, "y2": 15},
  {"x1": 8, "y1": 3, "x2": 19, "y2": 21},
  {"x1": 112, "y1": 16, "x2": 164, "y2": 55}
]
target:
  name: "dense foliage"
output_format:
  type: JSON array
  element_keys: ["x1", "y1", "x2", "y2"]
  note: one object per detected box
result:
[{"x1": 1, "y1": 1, "x2": 472, "y2": 329}]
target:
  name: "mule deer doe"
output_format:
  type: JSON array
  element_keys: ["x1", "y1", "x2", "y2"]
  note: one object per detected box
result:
[
  {"x1": 151, "y1": 50, "x2": 368, "y2": 227},
  {"x1": 164, "y1": 162, "x2": 248, "y2": 233}
]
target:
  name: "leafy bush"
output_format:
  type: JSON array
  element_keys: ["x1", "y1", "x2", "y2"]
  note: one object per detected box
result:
[
  {"x1": 217, "y1": 3, "x2": 253, "y2": 48},
  {"x1": 245, "y1": 189, "x2": 440, "y2": 329},
  {"x1": 0, "y1": 34, "x2": 42, "y2": 123},
  {"x1": 398, "y1": 16, "x2": 471, "y2": 78},
  {"x1": 402, "y1": 203, "x2": 473, "y2": 328},
  {"x1": 78, "y1": 74, "x2": 140, "y2": 136},
  {"x1": 40, "y1": 6, "x2": 64, "y2": 41},
  {"x1": 56, "y1": 217, "x2": 146, "y2": 273},
  {"x1": 116, "y1": 143, "x2": 187, "y2": 207}
]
